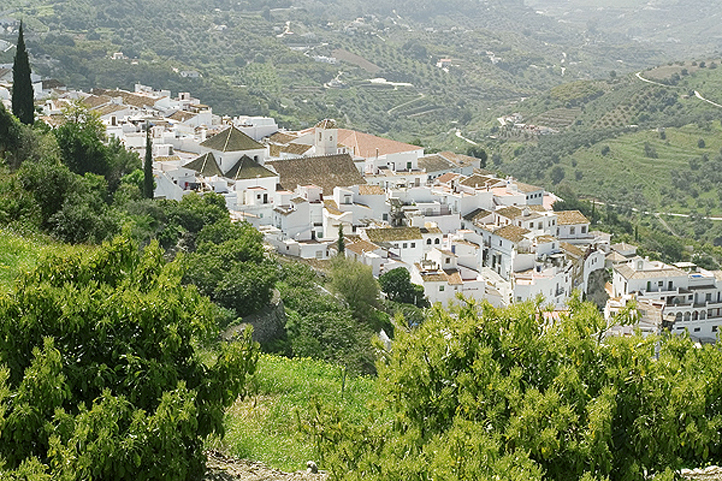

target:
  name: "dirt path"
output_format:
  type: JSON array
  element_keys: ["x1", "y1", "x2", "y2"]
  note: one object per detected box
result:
[{"x1": 204, "y1": 451, "x2": 328, "y2": 481}]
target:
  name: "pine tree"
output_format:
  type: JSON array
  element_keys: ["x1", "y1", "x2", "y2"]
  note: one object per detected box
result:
[
  {"x1": 143, "y1": 124, "x2": 154, "y2": 198},
  {"x1": 11, "y1": 21, "x2": 34, "y2": 125}
]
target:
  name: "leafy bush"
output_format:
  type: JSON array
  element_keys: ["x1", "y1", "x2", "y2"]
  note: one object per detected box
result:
[
  {"x1": 305, "y1": 296, "x2": 722, "y2": 480},
  {"x1": 0, "y1": 236, "x2": 258, "y2": 479}
]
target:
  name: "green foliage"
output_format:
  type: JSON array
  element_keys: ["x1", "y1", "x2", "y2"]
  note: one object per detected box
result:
[
  {"x1": 54, "y1": 103, "x2": 140, "y2": 192},
  {"x1": 17, "y1": 159, "x2": 119, "y2": 244},
  {"x1": 276, "y1": 262, "x2": 376, "y2": 374},
  {"x1": 378, "y1": 267, "x2": 428, "y2": 307},
  {"x1": 306, "y1": 297, "x2": 722, "y2": 480},
  {"x1": 11, "y1": 22, "x2": 33, "y2": 126},
  {"x1": 328, "y1": 257, "x2": 380, "y2": 323},
  {"x1": 0, "y1": 236, "x2": 258, "y2": 479},
  {"x1": 183, "y1": 219, "x2": 275, "y2": 318}
]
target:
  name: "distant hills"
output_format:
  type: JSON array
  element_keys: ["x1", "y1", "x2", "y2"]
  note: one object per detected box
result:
[{"x1": 3, "y1": 0, "x2": 718, "y2": 140}]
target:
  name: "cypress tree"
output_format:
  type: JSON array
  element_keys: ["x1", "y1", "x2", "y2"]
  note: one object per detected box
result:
[
  {"x1": 337, "y1": 223, "x2": 345, "y2": 255},
  {"x1": 143, "y1": 123, "x2": 154, "y2": 198},
  {"x1": 11, "y1": 21, "x2": 34, "y2": 125}
]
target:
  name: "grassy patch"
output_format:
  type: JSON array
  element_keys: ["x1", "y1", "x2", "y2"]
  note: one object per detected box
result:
[
  {"x1": 214, "y1": 354, "x2": 378, "y2": 472},
  {"x1": 0, "y1": 229, "x2": 95, "y2": 291}
]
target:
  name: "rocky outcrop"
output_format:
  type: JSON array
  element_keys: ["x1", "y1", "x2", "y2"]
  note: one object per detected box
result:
[{"x1": 223, "y1": 289, "x2": 287, "y2": 347}]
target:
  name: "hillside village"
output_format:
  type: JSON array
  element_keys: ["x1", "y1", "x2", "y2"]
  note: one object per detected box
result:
[{"x1": 28, "y1": 83, "x2": 722, "y2": 344}]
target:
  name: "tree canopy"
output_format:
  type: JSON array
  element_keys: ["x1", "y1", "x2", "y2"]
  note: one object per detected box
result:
[
  {"x1": 305, "y1": 295, "x2": 722, "y2": 481},
  {"x1": 0, "y1": 236, "x2": 258, "y2": 480},
  {"x1": 378, "y1": 267, "x2": 427, "y2": 307}
]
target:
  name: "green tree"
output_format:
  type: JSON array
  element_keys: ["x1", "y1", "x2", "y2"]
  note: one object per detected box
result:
[
  {"x1": 143, "y1": 124, "x2": 154, "y2": 198},
  {"x1": 466, "y1": 146, "x2": 488, "y2": 168},
  {"x1": 337, "y1": 224, "x2": 345, "y2": 255},
  {"x1": 328, "y1": 257, "x2": 380, "y2": 322},
  {"x1": 54, "y1": 102, "x2": 110, "y2": 178},
  {"x1": 11, "y1": 22, "x2": 34, "y2": 126},
  {"x1": 0, "y1": 236, "x2": 258, "y2": 479},
  {"x1": 379, "y1": 267, "x2": 427, "y2": 307},
  {"x1": 183, "y1": 219, "x2": 275, "y2": 317},
  {"x1": 305, "y1": 296, "x2": 722, "y2": 481},
  {"x1": 549, "y1": 165, "x2": 565, "y2": 184}
]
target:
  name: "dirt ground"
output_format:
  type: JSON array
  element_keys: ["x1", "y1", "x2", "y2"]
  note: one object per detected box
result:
[{"x1": 204, "y1": 451, "x2": 328, "y2": 481}]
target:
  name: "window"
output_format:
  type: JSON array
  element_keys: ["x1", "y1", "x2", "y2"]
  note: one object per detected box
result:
[
  {"x1": 714, "y1": 326, "x2": 718, "y2": 332},
  {"x1": 427, "y1": 239, "x2": 432, "y2": 245},
  {"x1": 410, "y1": 242, "x2": 415, "y2": 248},
  {"x1": 403, "y1": 243, "x2": 408, "y2": 249},
  {"x1": 538, "y1": 222, "x2": 542, "y2": 229},
  {"x1": 581, "y1": 226, "x2": 587, "y2": 234},
  {"x1": 383, "y1": 213, "x2": 388, "y2": 221},
  {"x1": 406, "y1": 162, "x2": 412, "y2": 170},
  {"x1": 570, "y1": 226, "x2": 576, "y2": 235},
  {"x1": 499, "y1": 240, "x2": 502, "y2": 246},
  {"x1": 434, "y1": 238, "x2": 440, "y2": 245},
  {"x1": 445, "y1": 258, "x2": 450, "y2": 264},
  {"x1": 658, "y1": 281, "x2": 664, "y2": 287},
  {"x1": 694, "y1": 327, "x2": 701, "y2": 332},
  {"x1": 439, "y1": 285, "x2": 445, "y2": 292}
]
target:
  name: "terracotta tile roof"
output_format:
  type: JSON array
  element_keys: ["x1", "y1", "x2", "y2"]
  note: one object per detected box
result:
[
  {"x1": 267, "y1": 131, "x2": 298, "y2": 144},
  {"x1": 528, "y1": 205, "x2": 549, "y2": 212},
  {"x1": 463, "y1": 208, "x2": 493, "y2": 223},
  {"x1": 512, "y1": 181, "x2": 543, "y2": 193},
  {"x1": 420, "y1": 271, "x2": 447, "y2": 283},
  {"x1": 445, "y1": 269, "x2": 463, "y2": 285},
  {"x1": 336, "y1": 129, "x2": 421, "y2": 158},
  {"x1": 420, "y1": 226, "x2": 442, "y2": 234},
  {"x1": 366, "y1": 226, "x2": 422, "y2": 243},
  {"x1": 81, "y1": 94, "x2": 111, "y2": 109},
  {"x1": 323, "y1": 199, "x2": 343, "y2": 215},
  {"x1": 438, "y1": 151, "x2": 478, "y2": 168},
  {"x1": 91, "y1": 88, "x2": 158, "y2": 108},
  {"x1": 418, "y1": 154, "x2": 454, "y2": 173},
  {"x1": 460, "y1": 174, "x2": 496, "y2": 188},
  {"x1": 225, "y1": 155, "x2": 277, "y2": 181},
  {"x1": 201, "y1": 125, "x2": 264, "y2": 152},
  {"x1": 560, "y1": 242, "x2": 584, "y2": 258},
  {"x1": 606, "y1": 251, "x2": 628, "y2": 263},
  {"x1": 616, "y1": 264, "x2": 686, "y2": 281},
  {"x1": 556, "y1": 210, "x2": 589, "y2": 225},
  {"x1": 267, "y1": 153, "x2": 365, "y2": 195},
  {"x1": 436, "y1": 172, "x2": 460, "y2": 184},
  {"x1": 183, "y1": 152, "x2": 223, "y2": 177},
  {"x1": 535, "y1": 235, "x2": 556, "y2": 244},
  {"x1": 94, "y1": 104, "x2": 130, "y2": 116},
  {"x1": 494, "y1": 225, "x2": 530, "y2": 243},
  {"x1": 168, "y1": 110, "x2": 198, "y2": 122},
  {"x1": 358, "y1": 184, "x2": 385, "y2": 195},
  {"x1": 346, "y1": 239, "x2": 379, "y2": 255},
  {"x1": 495, "y1": 206, "x2": 522, "y2": 220},
  {"x1": 274, "y1": 142, "x2": 313, "y2": 157}
]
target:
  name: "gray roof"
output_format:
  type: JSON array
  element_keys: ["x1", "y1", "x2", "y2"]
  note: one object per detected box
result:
[
  {"x1": 225, "y1": 155, "x2": 277, "y2": 181},
  {"x1": 183, "y1": 152, "x2": 223, "y2": 177},
  {"x1": 200, "y1": 125, "x2": 264, "y2": 152},
  {"x1": 267, "y1": 153, "x2": 365, "y2": 195}
]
